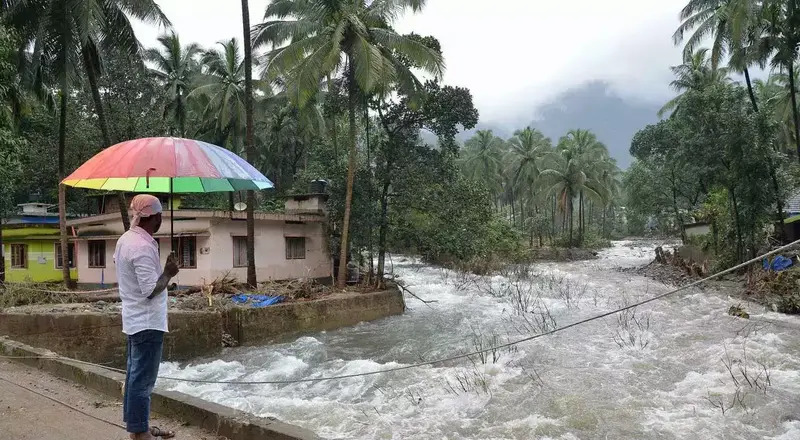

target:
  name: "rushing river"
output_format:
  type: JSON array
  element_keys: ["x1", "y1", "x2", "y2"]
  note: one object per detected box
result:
[{"x1": 160, "y1": 241, "x2": 800, "y2": 439}]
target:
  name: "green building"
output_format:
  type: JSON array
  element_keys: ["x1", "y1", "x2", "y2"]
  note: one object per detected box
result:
[{"x1": 2, "y1": 203, "x2": 77, "y2": 283}]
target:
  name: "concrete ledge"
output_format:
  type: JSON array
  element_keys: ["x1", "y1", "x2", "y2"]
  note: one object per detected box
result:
[
  {"x1": 0, "y1": 310, "x2": 222, "y2": 368},
  {"x1": 0, "y1": 288, "x2": 405, "y2": 368},
  {"x1": 227, "y1": 289, "x2": 407, "y2": 345},
  {"x1": 0, "y1": 337, "x2": 318, "y2": 440}
]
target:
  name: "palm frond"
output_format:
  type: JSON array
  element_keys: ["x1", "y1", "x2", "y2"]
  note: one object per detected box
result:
[{"x1": 368, "y1": 28, "x2": 444, "y2": 77}]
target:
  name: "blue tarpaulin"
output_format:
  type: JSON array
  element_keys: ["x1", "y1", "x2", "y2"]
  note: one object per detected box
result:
[
  {"x1": 231, "y1": 293, "x2": 284, "y2": 308},
  {"x1": 762, "y1": 255, "x2": 793, "y2": 272}
]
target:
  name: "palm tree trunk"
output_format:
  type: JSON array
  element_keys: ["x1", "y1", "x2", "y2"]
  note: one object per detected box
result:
[
  {"x1": 376, "y1": 155, "x2": 392, "y2": 287},
  {"x1": 729, "y1": 187, "x2": 744, "y2": 262},
  {"x1": 337, "y1": 59, "x2": 358, "y2": 288},
  {"x1": 788, "y1": 62, "x2": 800, "y2": 161},
  {"x1": 551, "y1": 195, "x2": 556, "y2": 241},
  {"x1": 568, "y1": 194, "x2": 574, "y2": 248},
  {"x1": 744, "y1": 68, "x2": 759, "y2": 113},
  {"x1": 0, "y1": 208, "x2": 4, "y2": 283},
  {"x1": 241, "y1": 0, "x2": 257, "y2": 287},
  {"x1": 327, "y1": 74, "x2": 339, "y2": 159},
  {"x1": 57, "y1": 83, "x2": 72, "y2": 288},
  {"x1": 365, "y1": 103, "x2": 373, "y2": 285},
  {"x1": 509, "y1": 186, "x2": 516, "y2": 226},
  {"x1": 670, "y1": 170, "x2": 687, "y2": 243},
  {"x1": 529, "y1": 213, "x2": 534, "y2": 247},
  {"x1": 578, "y1": 190, "x2": 584, "y2": 245},
  {"x1": 769, "y1": 158, "x2": 786, "y2": 241},
  {"x1": 602, "y1": 206, "x2": 607, "y2": 238},
  {"x1": 177, "y1": 92, "x2": 185, "y2": 137},
  {"x1": 82, "y1": 46, "x2": 130, "y2": 231}
]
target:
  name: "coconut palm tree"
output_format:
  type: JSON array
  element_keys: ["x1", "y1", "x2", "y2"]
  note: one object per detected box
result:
[
  {"x1": 461, "y1": 130, "x2": 504, "y2": 204},
  {"x1": 257, "y1": 92, "x2": 326, "y2": 187},
  {"x1": 190, "y1": 39, "x2": 264, "y2": 152},
  {"x1": 758, "y1": 0, "x2": 800, "y2": 160},
  {"x1": 3, "y1": 0, "x2": 168, "y2": 285},
  {"x1": 507, "y1": 127, "x2": 551, "y2": 189},
  {"x1": 254, "y1": 0, "x2": 444, "y2": 288},
  {"x1": 145, "y1": 32, "x2": 202, "y2": 136},
  {"x1": 558, "y1": 129, "x2": 608, "y2": 243},
  {"x1": 673, "y1": 0, "x2": 763, "y2": 111},
  {"x1": 659, "y1": 48, "x2": 731, "y2": 117},
  {"x1": 539, "y1": 130, "x2": 608, "y2": 247},
  {"x1": 756, "y1": 72, "x2": 798, "y2": 148},
  {"x1": 595, "y1": 156, "x2": 621, "y2": 237},
  {"x1": 505, "y1": 127, "x2": 551, "y2": 229}
]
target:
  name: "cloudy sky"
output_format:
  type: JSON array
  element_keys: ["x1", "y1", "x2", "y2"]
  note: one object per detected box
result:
[{"x1": 133, "y1": 0, "x2": 688, "y2": 126}]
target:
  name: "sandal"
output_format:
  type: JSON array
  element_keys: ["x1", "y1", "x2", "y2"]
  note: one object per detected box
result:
[{"x1": 150, "y1": 427, "x2": 175, "y2": 439}]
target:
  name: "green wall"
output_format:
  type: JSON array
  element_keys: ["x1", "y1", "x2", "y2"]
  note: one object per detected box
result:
[{"x1": 3, "y1": 238, "x2": 78, "y2": 283}]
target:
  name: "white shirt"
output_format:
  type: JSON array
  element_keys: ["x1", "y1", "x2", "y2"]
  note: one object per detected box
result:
[{"x1": 114, "y1": 226, "x2": 168, "y2": 335}]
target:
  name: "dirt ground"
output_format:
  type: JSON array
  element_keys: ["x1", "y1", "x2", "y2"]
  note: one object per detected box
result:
[{"x1": 0, "y1": 360, "x2": 227, "y2": 440}]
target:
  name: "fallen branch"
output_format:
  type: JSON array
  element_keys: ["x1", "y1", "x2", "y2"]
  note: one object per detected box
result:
[
  {"x1": 385, "y1": 277, "x2": 438, "y2": 305},
  {"x1": 73, "y1": 293, "x2": 121, "y2": 303}
]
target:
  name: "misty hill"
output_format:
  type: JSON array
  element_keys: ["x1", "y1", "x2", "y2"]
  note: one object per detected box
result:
[{"x1": 454, "y1": 81, "x2": 662, "y2": 168}]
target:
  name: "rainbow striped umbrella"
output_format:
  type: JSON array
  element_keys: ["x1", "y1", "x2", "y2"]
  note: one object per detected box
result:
[
  {"x1": 62, "y1": 137, "x2": 273, "y2": 249},
  {"x1": 62, "y1": 137, "x2": 273, "y2": 193}
]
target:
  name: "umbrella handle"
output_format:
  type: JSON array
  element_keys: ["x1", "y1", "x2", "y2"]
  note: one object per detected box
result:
[
  {"x1": 170, "y1": 177, "x2": 174, "y2": 255},
  {"x1": 145, "y1": 168, "x2": 156, "y2": 188}
]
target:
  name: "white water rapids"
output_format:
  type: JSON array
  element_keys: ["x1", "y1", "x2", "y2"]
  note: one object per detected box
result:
[{"x1": 159, "y1": 241, "x2": 800, "y2": 439}]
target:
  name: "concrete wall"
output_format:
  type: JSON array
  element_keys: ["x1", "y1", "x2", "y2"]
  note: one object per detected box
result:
[
  {"x1": 685, "y1": 223, "x2": 711, "y2": 237},
  {"x1": 229, "y1": 290, "x2": 406, "y2": 346},
  {"x1": 208, "y1": 218, "x2": 331, "y2": 282},
  {"x1": 0, "y1": 310, "x2": 222, "y2": 368},
  {"x1": 74, "y1": 238, "x2": 116, "y2": 286},
  {"x1": 284, "y1": 196, "x2": 325, "y2": 215},
  {"x1": 74, "y1": 217, "x2": 331, "y2": 286},
  {"x1": 0, "y1": 289, "x2": 405, "y2": 369}
]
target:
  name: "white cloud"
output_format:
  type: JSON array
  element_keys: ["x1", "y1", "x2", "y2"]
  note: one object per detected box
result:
[{"x1": 134, "y1": 0, "x2": 689, "y2": 124}]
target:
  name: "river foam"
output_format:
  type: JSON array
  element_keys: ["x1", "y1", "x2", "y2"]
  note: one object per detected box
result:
[{"x1": 158, "y1": 241, "x2": 800, "y2": 439}]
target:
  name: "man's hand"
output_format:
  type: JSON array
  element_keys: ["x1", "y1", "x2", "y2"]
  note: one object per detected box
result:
[
  {"x1": 164, "y1": 253, "x2": 180, "y2": 278},
  {"x1": 148, "y1": 254, "x2": 179, "y2": 299}
]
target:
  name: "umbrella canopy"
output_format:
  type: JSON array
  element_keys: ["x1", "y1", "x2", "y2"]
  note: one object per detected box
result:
[{"x1": 62, "y1": 137, "x2": 273, "y2": 192}]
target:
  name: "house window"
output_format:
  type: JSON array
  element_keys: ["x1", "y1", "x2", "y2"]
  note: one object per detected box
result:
[
  {"x1": 10, "y1": 244, "x2": 27, "y2": 268},
  {"x1": 285, "y1": 237, "x2": 306, "y2": 260},
  {"x1": 54, "y1": 242, "x2": 76, "y2": 269},
  {"x1": 232, "y1": 236, "x2": 248, "y2": 267},
  {"x1": 171, "y1": 237, "x2": 197, "y2": 268},
  {"x1": 88, "y1": 240, "x2": 106, "y2": 268}
]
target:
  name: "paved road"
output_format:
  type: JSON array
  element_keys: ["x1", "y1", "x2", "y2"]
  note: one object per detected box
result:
[{"x1": 0, "y1": 360, "x2": 227, "y2": 440}]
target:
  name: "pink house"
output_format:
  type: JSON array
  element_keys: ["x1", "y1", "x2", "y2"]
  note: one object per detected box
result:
[{"x1": 66, "y1": 194, "x2": 332, "y2": 286}]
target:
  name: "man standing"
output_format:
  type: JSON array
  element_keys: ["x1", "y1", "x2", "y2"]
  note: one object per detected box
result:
[{"x1": 115, "y1": 194, "x2": 179, "y2": 440}]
